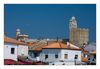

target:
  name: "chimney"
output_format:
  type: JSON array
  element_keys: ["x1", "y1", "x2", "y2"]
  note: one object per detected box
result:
[
  {"x1": 47, "y1": 41, "x2": 48, "y2": 45},
  {"x1": 46, "y1": 38, "x2": 49, "y2": 45},
  {"x1": 67, "y1": 42, "x2": 70, "y2": 48},
  {"x1": 56, "y1": 37, "x2": 58, "y2": 42}
]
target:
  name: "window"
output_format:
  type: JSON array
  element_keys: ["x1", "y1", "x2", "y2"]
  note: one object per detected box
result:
[
  {"x1": 74, "y1": 55, "x2": 78, "y2": 59},
  {"x1": 34, "y1": 53, "x2": 38, "y2": 58},
  {"x1": 94, "y1": 55, "x2": 96, "y2": 59},
  {"x1": 55, "y1": 54, "x2": 58, "y2": 58},
  {"x1": 52, "y1": 64, "x2": 54, "y2": 65},
  {"x1": 62, "y1": 63, "x2": 65, "y2": 65},
  {"x1": 11, "y1": 48, "x2": 15, "y2": 54},
  {"x1": 64, "y1": 54, "x2": 68, "y2": 59},
  {"x1": 45, "y1": 55, "x2": 48, "y2": 59}
]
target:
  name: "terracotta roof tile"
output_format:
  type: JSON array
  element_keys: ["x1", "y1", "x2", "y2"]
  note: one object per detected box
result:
[
  {"x1": 81, "y1": 56, "x2": 88, "y2": 62},
  {"x1": 29, "y1": 41, "x2": 81, "y2": 51},
  {"x1": 90, "y1": 50, "x2": 96, "y2": 55},
  {"x1": 30, "y1": 41, "x2": 60, "y2": 51},
  {"x1": 27, "y1": 42, "x2": 35, "y2": 46},
  {"x1": 42, "y1": 42, "x2": 81, "y2": 50},
  {"x1": 30, "y1": 43, "x2": 47, "y2": 51},
  {"x1": 4, "y1": 36, "x2": 26, "y2": 45}
]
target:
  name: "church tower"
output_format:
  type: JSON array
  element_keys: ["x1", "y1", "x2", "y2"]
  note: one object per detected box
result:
[
  {"x1": 69, "y1": 16, "x2": 77, "y2": 43},
  {"x1": 16, "y1": 29, "x2": 21, "y2": 37},
  {"x1": 69, "y1": 16, "x2": 77, "y2": 31},
  {"x1": 16, "y1": 29, "x2": 21, "y2": 40},
  {"x1": 69, "y1": 16, "x2": 89, "y2": 47},
  {"x1": 16, "y1": 29, "x2": 28, "y2": 42}
]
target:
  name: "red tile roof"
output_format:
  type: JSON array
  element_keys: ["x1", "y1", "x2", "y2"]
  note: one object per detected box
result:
[
  {"x1": 81, "y1": 49, "x2": 89, "y2": 54},
  {"x1": 81, "y1": 56, "x2": 88, "y2": 62},
  {"x1": 90, "y1": 50, "x2": 96, "y2": 55},
  {"x1": 42, "y1": 42, "x2": 81, "y2": 50},
  {"x1": 4, "y1": 36, "x2": 26, "y2": 45},
  {"x1": 30, "y1": 42, "x2": 47, "y2": 51},
  {"x1": 29, "y1": 41, "x2": 81, "y2": 51},
  {"x1": 27, "y1": 42, "x2": 35, "y2": 46}
]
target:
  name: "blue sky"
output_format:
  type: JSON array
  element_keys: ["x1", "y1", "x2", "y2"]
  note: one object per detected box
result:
[{"x1": 4, "y1": 4, "x2": 96, "y2": 42}]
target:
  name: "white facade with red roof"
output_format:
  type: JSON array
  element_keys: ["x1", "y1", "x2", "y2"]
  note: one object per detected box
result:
[
  {"x1": 38, "y1": 42, "x2": 82, "y2": 64},
  {"x1": 4, "y1": 43, "x2": 18, "y2": 61},
  {"x1": 4, "y1": 36, "x2": 28, "y2": 61}
]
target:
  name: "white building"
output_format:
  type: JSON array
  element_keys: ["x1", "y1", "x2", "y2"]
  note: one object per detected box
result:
[
  {"x1": 4, "y1": 36, "x2": 28, "y2": 61},
  {"x1": 39, "y1": 42, "x2": 82, "y2": 64},
  {"x1": 28, "y1": 41, "x2": 88, "y2": 65}
]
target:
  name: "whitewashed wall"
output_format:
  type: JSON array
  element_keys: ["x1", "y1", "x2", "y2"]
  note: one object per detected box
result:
[
  {"x1": 17, "y1": 45, "x2": 28, "y2": 57},
  {"x1": 40, "y1": 49, "x2": 61, "y2": 62},
  {"x1": 40, "y1": 49, "x2": 81, "y2": 63},
  {"x1": 61, "y1": 49, "x2": 81, "y2": 62},
  {"x1": 4, "y1": 43, "x2": 18, "y2": 61}
]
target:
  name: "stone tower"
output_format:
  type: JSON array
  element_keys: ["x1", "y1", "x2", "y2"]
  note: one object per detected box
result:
[
  {"x1": 69, "y1": 16, "x2": 78, "y2": 45},
  {"x1": 69, "y1": 16, "x2": 89, "y2": 47}
]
